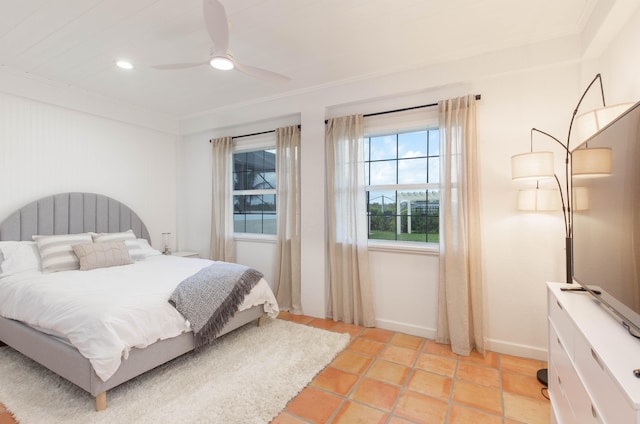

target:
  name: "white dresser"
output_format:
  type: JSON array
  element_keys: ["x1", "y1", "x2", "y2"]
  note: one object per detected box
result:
[{"x1": 547, "y1": 282, "x2": 640, "y2": 423}]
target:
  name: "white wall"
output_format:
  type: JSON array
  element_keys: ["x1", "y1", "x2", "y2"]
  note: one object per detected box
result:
[
  {"x1": 177, "y1": 4, "x2": 640, "y2": 358},
  {"x1": 177, "y1": 34, "x2": 589, "y2": 360},
  {"x1": 0, "y1": 91, "x2": 178, "y2": 249}
]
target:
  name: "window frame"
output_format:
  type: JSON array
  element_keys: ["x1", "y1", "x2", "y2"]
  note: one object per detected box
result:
[
  {"x1": 363, "y1": 107, "x2": 440, "y2": 253},
  {"x1": 232, "y1": 133, "x2": 277, "y2": 241}
]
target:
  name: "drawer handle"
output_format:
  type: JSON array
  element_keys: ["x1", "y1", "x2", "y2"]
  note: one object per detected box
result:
[
  {"x1": 557, "y1": 375, "x2": 562, "y2": 386},
  {"x1": 591, "y1": 348, "x2": 604, "y2": 370},
  {"x1": 556, "y1": 300, "x2": 563, "y2": 310},
  {"x1": 591, "y1": 404, "x2": 598, "y2": 419},
  {"x1": 556, "y1": 337, "x2": 562, "y2": 348}
]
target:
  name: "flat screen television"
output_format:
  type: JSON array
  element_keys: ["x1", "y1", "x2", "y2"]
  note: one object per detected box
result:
[{"x1": 572, "y1": 100, "x2": 640, "y2": 337}]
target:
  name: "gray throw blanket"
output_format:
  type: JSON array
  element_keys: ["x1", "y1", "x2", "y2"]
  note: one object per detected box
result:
[{"x1": 168, "y1": 262, "x2": 264, "y2": 347}]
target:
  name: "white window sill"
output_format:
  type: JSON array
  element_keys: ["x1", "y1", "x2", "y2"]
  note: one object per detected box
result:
[
  {"x1": 234, "y1": 233, "x2": 277, "y2": 244},
  {"x1": 367, "y1": 240, "x2": 439, "y2": 255}
]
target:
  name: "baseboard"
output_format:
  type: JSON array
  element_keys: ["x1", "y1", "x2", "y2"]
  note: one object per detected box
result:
[
  {"x1": 484, "y1": 338, "x2": 548, "y2": 361},
  {"x1": 374, "y1": 318, "x2": 436, "y2": 339}
]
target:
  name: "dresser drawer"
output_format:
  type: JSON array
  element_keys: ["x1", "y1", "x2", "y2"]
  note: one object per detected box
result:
[
  {"x1": 549, "y1": 322, "x2": 599, "y2": 423},
  {"x1": 574, "y1": 329, "x2": 634, "y2": 423},
  {"x1": 549, "y1": 293, "x2": 575, "y2": 358}
]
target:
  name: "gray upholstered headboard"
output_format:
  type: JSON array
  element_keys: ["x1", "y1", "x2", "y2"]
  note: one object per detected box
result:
[{"x1": 0, "y1": 193, "x2": 151, "y2": 243}]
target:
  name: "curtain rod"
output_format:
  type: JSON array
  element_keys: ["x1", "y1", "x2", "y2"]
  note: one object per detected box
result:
[
  {"x1": 209, "y1": 125, "x2": 301, "y2": 142},
  {"x1": 324, "y1": 94, "x2": 482, "y2": 124},
  {"x1": 209, "y1": 94, "x2": 482, "y2": 142}
]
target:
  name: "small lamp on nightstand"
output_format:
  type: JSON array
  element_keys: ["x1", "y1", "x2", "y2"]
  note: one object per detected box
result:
[{"x1": 162, "y1": 232, "x2": 171, "y2": 255}]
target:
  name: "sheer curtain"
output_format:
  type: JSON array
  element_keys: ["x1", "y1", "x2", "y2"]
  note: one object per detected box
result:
[
  {"x1": 326, "y1": 115, "x2": 375, "y2": 326},
  {"x1": 274, "y1": 126, "x2": 302, "y2": 313},
  {"x1": 436, "y1": 95, "x2": 484, "y2": 355},
  {"x1": 210, "y1": 136, "x2": 235, "y2": 262}
]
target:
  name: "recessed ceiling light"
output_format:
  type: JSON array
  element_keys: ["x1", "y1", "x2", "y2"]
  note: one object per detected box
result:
[{"x1": 116, "y1": 60, "x2": 134, "y2": 70}]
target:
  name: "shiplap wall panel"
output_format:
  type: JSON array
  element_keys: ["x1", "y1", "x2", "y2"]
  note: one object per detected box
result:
[{"x1": 0, "y1": 91, "x2": 177, "y2": 248}]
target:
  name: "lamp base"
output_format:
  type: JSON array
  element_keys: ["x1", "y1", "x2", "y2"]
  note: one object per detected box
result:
[{"x1": 537, "y1": 368, "x2": 548, "y2": 387}]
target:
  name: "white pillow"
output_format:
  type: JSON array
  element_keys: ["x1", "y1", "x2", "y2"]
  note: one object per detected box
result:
[
  {"x1": 136, "y1": 238, "x2": 162, "y2": 258},
  {"x1": 91, "y1": 230, "x2": 145, "y2": 260},
  {"x1": 33, "y1": 233, "x2": 92, "y2": 273},
  {"x1": 0, "y1": 241, "x2": 42, "y2": 277}
]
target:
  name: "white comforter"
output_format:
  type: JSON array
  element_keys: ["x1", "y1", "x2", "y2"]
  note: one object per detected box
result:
[{"x1": 0, "y1": 255, "x2": 278, "y2": 381}]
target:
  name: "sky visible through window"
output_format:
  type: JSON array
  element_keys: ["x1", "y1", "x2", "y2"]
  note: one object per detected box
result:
[{"x1": 366, "y1": 129, "x2": 440, "y2": 242}]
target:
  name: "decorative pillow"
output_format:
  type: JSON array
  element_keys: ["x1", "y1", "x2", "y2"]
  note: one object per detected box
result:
[
  {"x1": 33, "y1": 233, "x2": 92, "y2": 273},
  {"x1": 0, "y1": 241, "x2": 41, "y2": 277},
  {"x1": 91, "y1": 230, "x2": 145, "y2": 261},
  {"x1": 72, "y1": 241, "x2": 133, "y2": 271}
]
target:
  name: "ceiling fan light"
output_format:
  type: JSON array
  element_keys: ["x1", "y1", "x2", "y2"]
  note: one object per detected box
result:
[
  {"x1": 116, "y1": 60, "x2": 133, "y2": 70},
  {"x1": 210, "y1": 56, "x2": 234, "y2": 70}
]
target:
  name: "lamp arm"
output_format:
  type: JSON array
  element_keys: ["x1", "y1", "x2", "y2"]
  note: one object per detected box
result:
[
  {"x1": 567, "y1": 73, "x2": 606, "y2": 149},
  {"x1": 531, "y1": 128, "x2": 568, "y2": 153},
  {"x1": 553, "y1": 174, "x2": 570, "y2": 238}
]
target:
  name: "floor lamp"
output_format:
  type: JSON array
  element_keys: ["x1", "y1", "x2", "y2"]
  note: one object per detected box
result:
[{"x1": 510, "y1": 73, "x2": 630, "y2": 386}]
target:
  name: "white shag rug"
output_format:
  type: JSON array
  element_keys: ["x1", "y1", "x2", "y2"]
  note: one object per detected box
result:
[{"x1": 0, "y1": 319, "x2": 350, "y2": 424}]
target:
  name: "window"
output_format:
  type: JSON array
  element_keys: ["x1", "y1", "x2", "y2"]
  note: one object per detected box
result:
[
  {"x1": 365, "y1": 128, "x2": 440, "y2": 243},
  {"x1": 233, "y1": 148, "x2": 276, "y2": 235}
]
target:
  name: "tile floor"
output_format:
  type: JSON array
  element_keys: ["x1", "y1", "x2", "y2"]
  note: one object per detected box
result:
[
  {"x1": 0, "y1": 314, "x2": 550, "y2": 424},
  {"x1": 274, "y1": 312, "x2": 550, "y2": 424}
]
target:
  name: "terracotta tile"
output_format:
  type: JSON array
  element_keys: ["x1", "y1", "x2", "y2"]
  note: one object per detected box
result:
[
  {"x1": 407, "y1": 369, "x2": 453, "y2": 400},
  {"x1": 455, "y1": 361, "x2": 500, "y2": 388},
  {"x1": 366, "y1": 359, "x2": 410, "y2": 386},
  {"x1": 350, "y1": 378, "x2": 400, "y2": 412},
  {"x1": 415, "y1": 353, "x2": 457, "y2": 377},
  {"x1": 277, "y1": 311, "x2": 291, "y2": 319},
  {"x1": 284, "y1": 387, "x2": 343, "y2": 424},
  {"x1": 282, "y1": 314, "x2": 315, "y2": 325},
  {"x1": 447, "y1": 405, "x2": 502, "y2": 424},
  {"x1": 503, "y1": 393, "x2": 551, "y2": 424},
  {"x1": 0, "y1": 413, "x2": 16, "y2": 424},
  {"x1": 500, "y1": 354, "x2": 545, "y2": 376},
  {"x1": 502, "y1": 371, "x2": 548, "y2": 400},
  {"x1": 361, "y1": 327, "x2": 394, "y2": 343},
  {"x1": 270, "y1": 412, "x2": 309, "y2": 424},
  {"x1": 459, "y1": 349, "x2": 499, "y2": 369},
  {"x1": 390, "y1": 333, "x2": 425, "y2": 350},
  {"x1": 307, "y1": 318, "x2": 338, "y2": 330},
  {"x1": 330, "y1": 322, "x2": 364, "y2": 338},
  {"x1": 422, "y1": 339, "x2": 458, "y2": 359},
  {"x1": 452, "y1": 380, "x2": 502, "y2": 415},
  {"x1": 333, "y1": 401, "x2": 388, "y2": 424},
  {"x1": 0, "y1": 404, "x2": 5, "y2": 414},
  {"x1": 503, "y1": 392, "x2": 550, "y2": 424},
  {"x1": 388, "y1": 417, "x2": 415, "y2": 424},
  {"x1": 347, "y1": 337, "x2": 385, "y2": 357},
  {"x1": 331, "y1": 350, "x2": 373, "y2": 374},
  {"x1": 380, "y1": 345, "x2": 419, "y2": 367},
  {"x1": 311, "y1": 366, "x2": 359, "y2": 396},
  {"x1": 395, "y1": 391, "x2": 448, "y2": 424}
]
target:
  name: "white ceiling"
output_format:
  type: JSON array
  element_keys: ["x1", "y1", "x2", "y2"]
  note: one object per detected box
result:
[{"x1": 0, "y1": 0, "x2": 603, "y2": 119}]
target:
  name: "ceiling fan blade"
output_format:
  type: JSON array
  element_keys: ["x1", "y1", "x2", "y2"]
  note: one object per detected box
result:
[
  {"x1": 203, "y1": 0, "x2": 229, "y2": 53},
  {"x1": 153, "y1": 62, "x2": 209, "y2": 70},
  {"x1": 234, "y1": 61, "x2": 291, "y2": 82}
]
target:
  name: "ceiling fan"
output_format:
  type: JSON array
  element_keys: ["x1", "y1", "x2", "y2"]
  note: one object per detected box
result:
[{"x1": 153, "y1": 0, "x2": 291, "y2": 82}]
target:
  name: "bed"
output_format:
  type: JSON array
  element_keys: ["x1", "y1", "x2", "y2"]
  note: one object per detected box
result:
[{"x1": 0, "y1": 192, "x2": 279, "y2": 411}]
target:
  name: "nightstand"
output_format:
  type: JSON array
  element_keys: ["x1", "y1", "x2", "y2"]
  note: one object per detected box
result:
[{"x1": 170, "y1": 251, "x2": 200, "y2": 258}]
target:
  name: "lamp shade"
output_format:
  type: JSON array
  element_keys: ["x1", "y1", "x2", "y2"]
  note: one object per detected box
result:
[
  {"x1": 511, "y1": 151, "x2": 555, "y2": 180},
  {"x1": 517, "y1": 188, "x2": 559, "y2": 211},
  {"x1": 572, "y1": 186, "x2": 589, "y2": 211},
  {"x1": 572, "y1": 147, "x2": 611, "y2": 177},
  {"x1": 573, "y1": 103, "x2": 634, "y2": 145}
]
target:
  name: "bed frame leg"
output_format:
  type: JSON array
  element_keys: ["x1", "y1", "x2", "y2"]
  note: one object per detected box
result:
[
  {"x1": 258, "y1": 314, "x2": 267, "y2": 327},
  {"x1": 95, "y1": 392, "x2": 107, "y2": 411}
]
